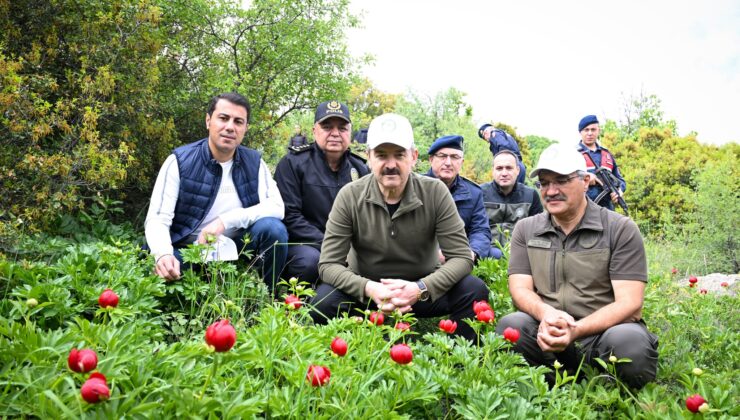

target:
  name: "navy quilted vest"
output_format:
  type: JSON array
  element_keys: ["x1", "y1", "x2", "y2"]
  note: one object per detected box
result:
[{"x1": 169, "y1": 138, "x2": 261, "y2": 245}]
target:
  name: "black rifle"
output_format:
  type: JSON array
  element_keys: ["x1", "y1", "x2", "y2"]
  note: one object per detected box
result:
[{"x1": 593, "y1": 166, "x2": 629, "y2": 216}]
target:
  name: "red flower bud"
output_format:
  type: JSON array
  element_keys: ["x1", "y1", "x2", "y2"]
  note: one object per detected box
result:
[
  {"x1": 80, "y1": 374, "x2": 110, "y2": 403},
  {"x1": 438, "y1": 319, "x2": 457, "y2": 334},
  {"x1": 204, "y1": 319, "x2": 236, "y2": 352},
  {"x1": 306, "y1": 364, "x2": 331, "y2": 386},
  {"x1": 284, "y1": 294, "x2": 302, "y2": 309},
  {"x1": 389, "y1": 343, "x2": 413, "y2": 365},
  {"x1": 721, "y1": 281, "x2": 729, "y2": 287},
  {"x1": 503, "y1": 327, "x2": 520, "y2": 343},
  {"x1": 394, "y1": 322, "x2": 410, "y2": 331},
  {"x1": 688, "y1": 276, "x2": 698, "y2": 284},
  {"x1": 330, "y1": 337, "x2": 348, "y2": 357},
  {"x1": 700, "y1": 288, "x2": 707, "y2": 295},
  {"x1": 476, "y1": 309, "x2": 495, "y2": 323},
  {"x1": 67, "y1": 348, "x2": 98, "y2": 373},
  {"x1": 98, "y1": 289, "x2": 119, "y2": 308},
  {"x1": 369, "y1": 311, "x2": 384, "y2": 326},
  {"x1": 685, "y1": 394, "x2": 706, "y2": 413},
  {"x1": 473, "y1": 300, "x2": 492, "y2": 315},
  {"x1": 671, "y1": 268, "x2": 678, "y2": 275}
]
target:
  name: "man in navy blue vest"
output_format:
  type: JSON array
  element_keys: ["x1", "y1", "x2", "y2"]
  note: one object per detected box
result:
[
  {"x1": 575, "y1": 115, "x2": 626, "y2": 211},
  {"x1": 145, "y1": 92, "x2": 288, "y2": 291},
  {"x1": 424, "y1": 135, "x2": 496, "y2": 261},
  {"x1": 275, "y1": 101, "x2": 369, "y2": 285}
]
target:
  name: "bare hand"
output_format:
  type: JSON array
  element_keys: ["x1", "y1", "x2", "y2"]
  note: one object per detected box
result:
[
  {"x1": 381, "y1": 279, "x2": 419, "y2": 313},
  {"x1": 537, "y1": 310, "x2": 577, "y2": 352},
  {"x1": 197, "y1": 218, "x2": 225, "y2": 244},
  {"x1": 438, "y1": 250, "x2": 446, "y2": 264},
  {"x1": 365, "y1": 281, "x2": 400, "y2": 313},
  {"x1": 610, "y1": 190, "x2": 622, "y2": 203},
  {"x1": 154, "y1": 254, "x2": 181, "y2": 281}
]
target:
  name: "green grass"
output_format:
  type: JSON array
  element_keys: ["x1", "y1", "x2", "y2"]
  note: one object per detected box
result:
[{"x1": 0, "y1": 224, "x2": 738, "y2": 418}]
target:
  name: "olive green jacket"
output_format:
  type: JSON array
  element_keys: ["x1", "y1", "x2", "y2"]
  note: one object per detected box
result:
[{"x1": 318, "y1": 173, "x2": 474, "y2": 302}]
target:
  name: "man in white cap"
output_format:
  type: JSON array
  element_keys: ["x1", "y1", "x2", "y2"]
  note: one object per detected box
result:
[
  {"x1": 311, "y1": 113, "x2": 490, "y2": 341},
  {"x1": 495, "y1": 143, "x2": 658, "y2": 388}
]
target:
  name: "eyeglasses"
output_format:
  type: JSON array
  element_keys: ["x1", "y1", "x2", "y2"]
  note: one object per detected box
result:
[
  {"x1": 433, "y1": 153, "x2": 463, "y2": 162},
  {"x1": 535, "y1": 174, "x2": 580, "y2": 190}
]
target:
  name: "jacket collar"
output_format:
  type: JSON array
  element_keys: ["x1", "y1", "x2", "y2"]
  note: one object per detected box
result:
[
  {"x1": 534, "y1": 198, "x2": 604, "y2": 236},
  {"x1": 364, "y1": 173, "x2": 424, "y2": 219}
]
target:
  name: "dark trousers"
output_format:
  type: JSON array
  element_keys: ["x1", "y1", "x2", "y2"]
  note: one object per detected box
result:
[
  {"x1": 495, "y1": 312, "x2": 659, "y2": 388},
  {"x1": 174, "y1": 217, "x2": 288, "y2": 292},
  {"x1": 310, "y1": 274, "x2": 490, "y2": 341},
  {"x1": 283, "y1": 244, "x2": 320, "y2": 286}
]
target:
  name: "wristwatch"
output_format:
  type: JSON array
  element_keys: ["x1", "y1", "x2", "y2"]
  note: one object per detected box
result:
[{"x1": 416, "y1": 280, "x2": 430, "y2": 301}]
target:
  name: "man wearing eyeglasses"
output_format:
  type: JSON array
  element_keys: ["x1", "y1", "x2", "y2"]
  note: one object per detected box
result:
[
  {"x1": 425, "y1": 135, "x2": 494, "y2": 261},
  {"x1": 480, "y1": 150, "x2": 543, "y2": 251},
  {"x1": 274, "y1": 101, "x2": 369, "y2": 285},
  {"x1": 495, "y1": 143, "x2": 658, "y2": 389}
]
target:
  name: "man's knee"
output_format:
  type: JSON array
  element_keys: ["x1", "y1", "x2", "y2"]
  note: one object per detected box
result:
[
  {"x1": 249, "y1": 217, "x2": 288, "y2": 244},
  {"x1": 597, "y1": 323, "x2": 659, "y2": 388},
  {"x1": 285, "y1": 245, "x2": 320, "y2": 283},
  {"x1": 462, "y1": 275, "x2": 490, "y2": 301},
  {"x1": 495, "y1": 311, "x2": 538, "y2": 335}
]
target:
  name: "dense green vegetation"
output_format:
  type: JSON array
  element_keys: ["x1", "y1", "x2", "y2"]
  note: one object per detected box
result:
[
  {"x1": 1, "y1": 0, "x2": 738, "y2": 417},
  {"x1": 0, "y1": 217, "x2": 737, "y2": 417}
]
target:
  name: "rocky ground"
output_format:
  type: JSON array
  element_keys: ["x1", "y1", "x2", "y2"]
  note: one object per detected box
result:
[{"x1": 679, "y1": 273, "x2": 738, "y2": 295}]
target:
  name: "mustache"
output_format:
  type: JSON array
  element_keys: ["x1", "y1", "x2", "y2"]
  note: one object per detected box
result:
[
  {"x1": 545, "y1": 194, "x2": 567, "y2": 202},
  {"x1": 381, "y1": 168, "x2": 401, "y2": 176}
]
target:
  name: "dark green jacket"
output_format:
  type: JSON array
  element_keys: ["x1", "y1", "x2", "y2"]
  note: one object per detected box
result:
[{"x1": 319, "y1": 173, "x2": 474, "y2": 302}]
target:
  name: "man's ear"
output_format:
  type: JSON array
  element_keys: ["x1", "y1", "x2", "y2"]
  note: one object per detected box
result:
[{"x1": 205, "y1": 113, "x2": 211, "y2": 130}]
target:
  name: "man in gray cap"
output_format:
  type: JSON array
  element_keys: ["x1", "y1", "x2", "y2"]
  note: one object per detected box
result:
[
  {"x1": 311, "y1": 113, "x2": 489, "y2": 341},
  {"x1": 495, "y1": 143, "x2": 658, "y2": 388}
]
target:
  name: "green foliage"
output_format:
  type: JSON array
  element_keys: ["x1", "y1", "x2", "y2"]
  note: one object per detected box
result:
[
  {"x1": 0, "y1": 0, "x2": 359, "y2": 232},
  {"x1": 0, "y1": 0, "x2": 177, "y2": 232},
  {"x1": 1, "y1": 222, "x2": 738, "y2": 417},
  {"x1": 525, "y1": 135, "x2": 556, "y2": 170}
]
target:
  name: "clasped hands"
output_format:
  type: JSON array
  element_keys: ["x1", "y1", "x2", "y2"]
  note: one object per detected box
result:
[
  {"x1": 364, "y1": 279, "x2": 421, "y2": 314},
  {"x1": 537, "y1": 309, "x2": 579, "y2": 353}
]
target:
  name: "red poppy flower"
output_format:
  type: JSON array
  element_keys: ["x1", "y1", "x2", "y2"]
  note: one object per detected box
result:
[
  {"x1": 369, "y1": 311, "x2": 384, "y2": 326},
  {"x1": 685, "y1": 394, "x2": 706, "y2": 413},
  {"x1": 394, "y1": 322, "x2": 410, "y2": 331},
  {"x1": 473, "y1": 300, "x2": 492, "y2": 315},
  {"x1": 503, "y1": 327, "x2": 520, "y2": 343},
  {"x1": 330, "y1": 337, "x2": 348, "y2": 357},
  {"x1": 67, "y1": 348, "x2": 98, "y2": 373},
  {"x1": 80, "y1": 374, "x2": 110, "y2": 403},
  {"x1": 284, "y1": 294, "x2": 302, "y2": 309},
  {"x1": 306, "y1": 364, "x2": 331, "y2": 386},
  {"x1": 389, "y1": 343, "x2": 413, "y2": 365},
  {"x1": 98, "y1": 289, "x2": 119, "y2": 308},
  {"x1": 438, "y1": 319, "x2": 457, "y2": 334},
  {"x1": 476, "y1": 309, "x2": 495, "y2": 323},
  {"x1": 204, "y1": 319, "x2": 236, "y2": 352}
]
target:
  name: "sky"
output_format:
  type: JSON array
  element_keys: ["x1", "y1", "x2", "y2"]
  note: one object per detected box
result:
[{"x1": 346, "y1": 0, "x2": 740, "y2": 146}]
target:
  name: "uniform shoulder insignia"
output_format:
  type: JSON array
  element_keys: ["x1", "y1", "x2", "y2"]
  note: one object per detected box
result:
[
  {"x1": 288, "y1": 143, "x2": 312, "y2": 154},
  {"x1": 460, "y1": 176, "x2": 482, "y2": 189}
]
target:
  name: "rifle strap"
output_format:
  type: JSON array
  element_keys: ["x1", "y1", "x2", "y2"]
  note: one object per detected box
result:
[{"x1": 581, "y1": 148, "x2": 614, "y2": 171}]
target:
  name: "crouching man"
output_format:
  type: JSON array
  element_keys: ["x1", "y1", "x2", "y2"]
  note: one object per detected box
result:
[{"x1": 495, "y1": 143, "x2": 658, "y2": 388}]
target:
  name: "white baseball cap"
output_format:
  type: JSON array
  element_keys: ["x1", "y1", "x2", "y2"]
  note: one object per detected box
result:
[
  {"x1": 366, "y1": 113, "x2": 415, "y2": 150},
  {"x1": 529, "y1": 143, "x2": 587, "y2": 178}
]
